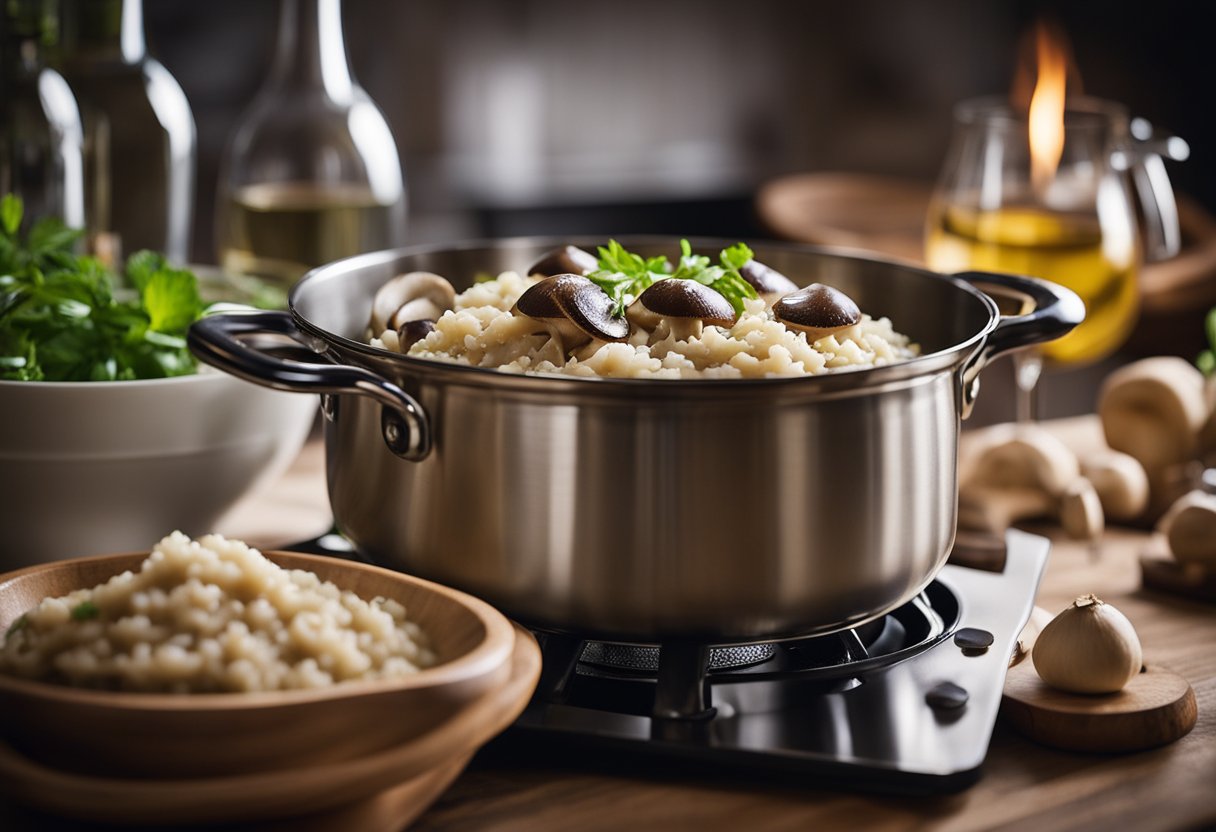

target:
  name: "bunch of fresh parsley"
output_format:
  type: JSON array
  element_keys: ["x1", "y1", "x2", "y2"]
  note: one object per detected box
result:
[
  {"x1": 0, "y1": 194, "x2": 204, "y2": 381},
  {"x1": 587, "y1": 239, "x2": 759, "y2": 317}
]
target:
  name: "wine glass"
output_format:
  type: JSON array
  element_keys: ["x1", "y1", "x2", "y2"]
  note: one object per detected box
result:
[{"x1": 925, "y1": 96, "x2": 1180, "y2": 421}]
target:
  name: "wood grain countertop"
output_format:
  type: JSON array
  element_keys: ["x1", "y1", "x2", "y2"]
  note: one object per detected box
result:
[
  {"x1": 6, "y1": 418, "x2": 1214, "y2": 831},
  {"x1": 222, "y1": 417, "x2": 1216, "y2": 832}
]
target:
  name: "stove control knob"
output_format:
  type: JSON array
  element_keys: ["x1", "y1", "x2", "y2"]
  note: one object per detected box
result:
[
  {"x1": 926, "y1": 682, "x2": 969, "y2": 710},
  {"x1": 954, "y1": 627, "x2": 995, "y2": 653}
]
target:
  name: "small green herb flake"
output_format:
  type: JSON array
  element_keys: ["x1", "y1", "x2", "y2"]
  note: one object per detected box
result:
[
  {"x1": 70, "y1": 601, "x2": 100, "y2": 621},
  {"x1": 5, "y1": 614, "x2": 28, "y2": 638}
]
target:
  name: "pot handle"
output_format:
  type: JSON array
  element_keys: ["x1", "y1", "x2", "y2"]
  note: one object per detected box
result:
[
  {"x1": 954, "y1": 271, "x2": 1086, "y2": 418},
  {"x1": 188, "y1": 311, "x2": 432, "y2": 460}
]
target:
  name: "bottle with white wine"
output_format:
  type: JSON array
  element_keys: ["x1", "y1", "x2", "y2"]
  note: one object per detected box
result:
[
  {"x1": 0, "y1": 0, "x2": 85, "y2": 232},
  {"x1": 217, "y1": 0, "x2": 406, "y2": 288},
  {"x1": 56, "y1": 0, "x2": 196, "y2": 265}
]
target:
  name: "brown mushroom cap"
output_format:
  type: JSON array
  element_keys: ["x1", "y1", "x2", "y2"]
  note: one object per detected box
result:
[
  {"x1": 637, "y1": 279, "x2": 736, "y2": 327},
  {"x1": 528, "y1": 246, "x2": 600, "y2": 278},
  {"x1": 739, "y1": 259, "x2": 797, "y2": 302},
  {"x1": 397, "y1": 319, "x2": 436, "y2": 351},
  {"x1": 773, "y1": 283, "x2": 861, "y2": 340},
  {"x1": 513, "y1": 274, "x2": 629, "y2": 349}
]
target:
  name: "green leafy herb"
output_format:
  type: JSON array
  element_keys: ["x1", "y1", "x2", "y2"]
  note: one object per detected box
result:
[
  {"x1": 0, "y1": 194, "x2": 204, "y2": 381},
  {"x1": 587, "y1": 240, "x2": 673, "y2": 317},
  {"x1": 5, "y1": 614, "x2": 28, "y2": 638},
  {"x1": 1199, "y1": 307, "x2": 1216, "y2": 377},
  {"x1": 586, "y1": 239, "x2": 759, "y2": 318},
  {"x1": 70, "y1": 601, "x2": 99, "y2": 621}
]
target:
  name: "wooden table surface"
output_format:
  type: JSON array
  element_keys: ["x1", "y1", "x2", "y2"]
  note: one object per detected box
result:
[
  {"x1": 6, "y1": 419, "x2": 1211, "y2": 831},
  {"x1": 213, "y1": 418, "x2": 1216, "y2": 832}
]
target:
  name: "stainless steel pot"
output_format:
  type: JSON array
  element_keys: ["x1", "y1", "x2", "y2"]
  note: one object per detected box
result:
[{"x1": 189, "y1": 238, "x2": 1082, "y2": 644}]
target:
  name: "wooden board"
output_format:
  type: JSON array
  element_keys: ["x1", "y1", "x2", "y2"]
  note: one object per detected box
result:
[
  {"x1": 1140, "y1": 552, "x2": 1216, "y2": 603},
  {"x1": 0, "y1": 752, "x2": 472, "y2": 832},
  {"x1": 0, "y1": 626, "x2": 541, "y2": 830},
  {"x1": 1002, "y1": 662, "x2": 1197, "y2": 753}
]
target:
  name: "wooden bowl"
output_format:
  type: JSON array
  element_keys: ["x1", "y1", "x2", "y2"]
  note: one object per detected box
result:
[
  {"x1": 0, "y1": 625, "x2": 542, "y2": 828},
  {"x1": 0, "y1": 551, "x2": 517, "y2": 780}
]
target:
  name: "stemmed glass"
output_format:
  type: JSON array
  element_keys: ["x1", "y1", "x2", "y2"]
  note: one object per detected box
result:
[{"x1": 925, "y1": 97, "x2": 1181, "y2": 420}]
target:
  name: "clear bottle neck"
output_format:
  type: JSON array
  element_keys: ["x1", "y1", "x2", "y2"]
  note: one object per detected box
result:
[
  {"x1": 269, "y1": 0, "x2": 354, "y2": 102},
  {"x1": 57, "y1": 0, "x2": 145, "y2": 65}
]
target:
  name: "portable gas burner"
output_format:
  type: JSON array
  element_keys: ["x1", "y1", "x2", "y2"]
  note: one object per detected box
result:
[
  {"x1": 505, "y1": 530, "x2": 1049, "y2": 794},
  {"x1": 293, "y1": 529, "x2": 1048, "y2": 794}
]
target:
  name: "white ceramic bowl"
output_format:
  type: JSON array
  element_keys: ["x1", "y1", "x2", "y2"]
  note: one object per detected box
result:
[{"x1": 0, "y1": 370, "x2": 316, "y2": 566}]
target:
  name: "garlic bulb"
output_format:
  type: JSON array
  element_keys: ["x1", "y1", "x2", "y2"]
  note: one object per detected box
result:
[{"x1": 1032, "y1": 594, "x2": 1143, "y2": 694}]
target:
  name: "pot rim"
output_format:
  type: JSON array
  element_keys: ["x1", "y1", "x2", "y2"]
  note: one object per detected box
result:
[{"x1": 288, "y1": 235, "x2": 1001, "y2": 393}]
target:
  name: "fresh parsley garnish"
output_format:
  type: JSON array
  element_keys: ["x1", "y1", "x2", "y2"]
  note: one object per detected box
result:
[
  {"x1": 587, "y1": 240, "x2": 673, "y2": 317},
  {"x1": 70, "y1": 601, "x2": 100, "y2": 621},
  {"x1": 0, "y1": 194, "x2": 204, "y2": 381},
  {"x1": 586, "y1": 239, "x2": 759, "y2": 318},
  {"x1": 1198, "y1": 306, "x2": 1216, "y2": 376},
  {"x1": 670, "y1": 240, "x2": 758, "y2": 316}
]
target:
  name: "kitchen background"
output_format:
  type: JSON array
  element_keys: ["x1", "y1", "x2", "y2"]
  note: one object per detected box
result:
[
  {"x1": 148, "y1": 0, "x2": 1214, "y2": 253},
  {"x1": 11, "y1": 0, "x2": 1216, "y2": 418}
]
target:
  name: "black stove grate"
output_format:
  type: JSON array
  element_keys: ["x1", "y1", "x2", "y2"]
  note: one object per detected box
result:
[{"x1": 506, "y1": 532, "x2": 1051, "y2": 794}]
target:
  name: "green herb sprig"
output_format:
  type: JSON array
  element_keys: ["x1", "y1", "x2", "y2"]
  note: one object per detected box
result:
[
  {"x1": 587, "y1": 240, "x2": 673, "y2": 317},
  {"x1": 586, "y1": 239, "x2": 759, "y2": 318},
  {"x1": 0, "y1": 194, "x2": 204, "y2": 381},
  {"x1": 669, "y1": 239, "x2": 758, "y2": 316},
  {"x1": 1197, "y1": 306, "x2": 1216, "y2": 376}
]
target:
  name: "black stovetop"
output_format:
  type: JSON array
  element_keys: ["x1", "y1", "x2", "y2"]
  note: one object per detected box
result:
[
  {"x1": 294, "y1": 529, "x2": 1049, "y2": 794},
  {"x1": 506, "y1": 530, "x2": 1048, "y2": 794}
]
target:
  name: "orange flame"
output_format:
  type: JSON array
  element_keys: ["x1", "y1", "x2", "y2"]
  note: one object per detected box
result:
[{"x1": 1028, "y1": 25, "x2": 1068, "y2": 190}]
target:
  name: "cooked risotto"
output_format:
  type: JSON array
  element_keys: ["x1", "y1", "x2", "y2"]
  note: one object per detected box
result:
[
  {"x1": 372, "y1": 270, "x2": 918, "y2": 380},
  {"x1": 0, "y1": 533, "x2": 437, "y2": 693}
]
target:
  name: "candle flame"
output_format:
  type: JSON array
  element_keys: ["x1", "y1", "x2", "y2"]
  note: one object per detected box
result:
[{"x1": 1027, "y1": 23, "x2": 1068, "y2": 190}]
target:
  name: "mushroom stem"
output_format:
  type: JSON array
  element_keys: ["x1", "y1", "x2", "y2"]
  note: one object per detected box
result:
[
  {"x1": 664, "y1": 318, "x2": 704, "y2": 342},
  {"x1": 542, "y1": 319, "x2": 593, "y2": 355}
]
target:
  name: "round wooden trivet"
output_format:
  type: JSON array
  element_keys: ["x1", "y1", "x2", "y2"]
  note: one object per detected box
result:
[
  {"x1": 1002, "y1": 662, "x2": 1197, "y2": 753},
  {"x1": 1140, "y1": 551, "x2": 1216, "y2": 604}
]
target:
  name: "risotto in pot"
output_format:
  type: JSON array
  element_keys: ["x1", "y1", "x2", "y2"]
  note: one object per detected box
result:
[
  {"x1": 0, "y1": 532, "x2": 437, "y2": 693},
  {"x1": 368, "y1": 240, "x2": 918, "y2": 380}
]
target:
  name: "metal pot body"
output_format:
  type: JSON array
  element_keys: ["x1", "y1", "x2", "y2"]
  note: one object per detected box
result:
[
  {"x1": 326, "y1": 367, "x2": 959, "y2": 641},
  {"x1": 189, "y1": 237, "x2": 1083, "y2": 643}
]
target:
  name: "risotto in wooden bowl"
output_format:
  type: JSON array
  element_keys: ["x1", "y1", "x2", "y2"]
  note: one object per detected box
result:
[{"x1": 0, "y1": 534, "x2": 517, "y2": 780}]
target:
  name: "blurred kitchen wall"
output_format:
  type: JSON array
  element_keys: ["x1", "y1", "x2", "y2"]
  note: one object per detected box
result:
[{"x1": 142, "y1": 0, "x2": 1213, "y2": 264}]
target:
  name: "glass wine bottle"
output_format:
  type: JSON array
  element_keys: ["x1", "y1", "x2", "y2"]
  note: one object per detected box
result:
[
  {"x1": 0, "y1": 0, "x2": 85, "y2": 231},
  {"x1": 55, "y1": 0, "x2": 195, "y2": 265},
  {"x1": 216, "y1": 0, "x2": 407, "y2": 288}
]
